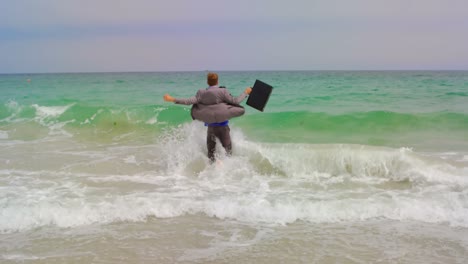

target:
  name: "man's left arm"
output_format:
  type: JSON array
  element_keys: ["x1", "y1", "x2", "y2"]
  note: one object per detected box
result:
[{"x1": 224, "y1": 87, "x2": 252, "y2": 105}]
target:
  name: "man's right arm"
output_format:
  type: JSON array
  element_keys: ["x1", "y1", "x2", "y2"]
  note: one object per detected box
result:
[
  {"x1": 164, "y1": 91, "x2": 200, "y2": 105},
  {"x1": 174, "y1": 96, "x2": 198, "y2": 105}
]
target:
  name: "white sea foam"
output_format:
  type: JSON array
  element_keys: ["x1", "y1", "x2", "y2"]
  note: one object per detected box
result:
[
  {"x1": 1, "y1": 177, "x2": 467, "y2": 233},
  {"x1": 1, "y1": 254, "x2": 41, "y2": 261},
  {"x1": 145, "y1": 107, "x2": 167, "y2": 125},
  {"x1": 0, "y1": 100, "x2": 22, "y2": 123},
  {"x1": 81, "y1": 109, "x2": 103, "y2": 125},
  {"x1": 1, "y1": 124, "x2": 467, "y2": 233},
  {"x1": 29, "y1": 104, "x2": 76, "y2": 137},
  {"x1": 145, "y1": 117, "x2": 157, "y2": 125},
  {"x1": 33, "y1": 104, "x2": 74, "y2": 120},
  {"x1": 123, "y1": 155, "x2": 138, "y2": 164},
  {"x1": 0, "y1": 131, "x2": 8, "y2": 139},
  {"x1": 5, "y1": 100, "x2": 19, "y2": 109}
]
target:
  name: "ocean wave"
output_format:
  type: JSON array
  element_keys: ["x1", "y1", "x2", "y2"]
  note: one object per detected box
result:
[
  {"x1": 236, "y1": 110, "x2": 468, "y2": 148},
  {"x1": 240, "y1": 110, "x2": 468, "y2": 132},
  {"x1": 1, "y1": 173, "x2": 467, "y2": 232},
  {"x1": 1, "y1": 101, "x2": 188, "y2": 127},
  {"x1": 0, "y1": 102, "x2": 191, "y2": 141},
  {"x1": 3, "y1": 101, "x2": 468, "y2": 134},
  {"x1": 1, "y1": 124, "x2": 467, "y2": 233}
]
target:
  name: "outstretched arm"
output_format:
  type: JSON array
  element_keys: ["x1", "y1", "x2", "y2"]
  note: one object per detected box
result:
[
  {"x1": 163, "y1": 93, "x2": 198, "y2": 105},
  {"x1": 223, "y1": 87, "x2": 252, "y2": 105}
]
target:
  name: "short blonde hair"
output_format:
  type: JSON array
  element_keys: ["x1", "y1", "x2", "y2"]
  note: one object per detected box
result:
[{"x1": 207, "y1": 72, "x2": 218, "y2": 86}]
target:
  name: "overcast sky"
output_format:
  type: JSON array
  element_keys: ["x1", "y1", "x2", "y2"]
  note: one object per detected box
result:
[{"x1": 1, "y1": 0, "x2": 467, "y2": 73}]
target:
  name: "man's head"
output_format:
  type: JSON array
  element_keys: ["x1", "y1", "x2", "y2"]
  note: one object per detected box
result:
[{"x1": 207, "y1": 72, "x2": 218, "y2": 86}]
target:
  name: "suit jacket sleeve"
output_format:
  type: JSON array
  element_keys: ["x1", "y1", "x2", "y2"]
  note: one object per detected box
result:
[
  {"x1": 222, "y1": 89, "x2": 248, "y2": 105},
  {"x1": 174, "y1": 90, "x2": 201, "y2": 105}
]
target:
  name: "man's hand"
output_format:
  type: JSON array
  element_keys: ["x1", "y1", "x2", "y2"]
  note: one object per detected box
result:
[
  {"x1": 164, "y1": 94, "x2": 175, "y2": 102},
  {"x1": 245, "y1": 87, "x2": 252, "y2": 95}
]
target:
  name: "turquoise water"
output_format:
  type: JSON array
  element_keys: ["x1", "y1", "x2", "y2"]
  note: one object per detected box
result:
[
  {"x1": 1, "y1": 71, "x2": 467, "y2": 148},
  {"x1": 1, "y1": 71, "x2": 468, "y2": 263}
]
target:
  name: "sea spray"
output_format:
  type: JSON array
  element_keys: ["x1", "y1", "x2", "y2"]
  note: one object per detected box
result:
[{"x1": 1, "y1": 123, "x2": 467, "y2": 233}]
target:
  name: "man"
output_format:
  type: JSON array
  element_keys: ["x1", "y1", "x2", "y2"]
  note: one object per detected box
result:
[{"x1": 164, "y1": 72, "x2": 252, "y2": 162}]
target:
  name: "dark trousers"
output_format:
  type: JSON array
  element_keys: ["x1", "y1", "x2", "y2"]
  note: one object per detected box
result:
[{"x1": 207, "y1": 126, "x2": 232, "y2": 161}]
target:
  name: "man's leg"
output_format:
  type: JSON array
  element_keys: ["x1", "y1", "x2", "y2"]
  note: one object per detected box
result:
[
  {"x1": 206, "y1": 127, "x2": 217, "y2": 162},
  {"x1": 217, "y1": 126, "x2": 232, "y2": 156}
]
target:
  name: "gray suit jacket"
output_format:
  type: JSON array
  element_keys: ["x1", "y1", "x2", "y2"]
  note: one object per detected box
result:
[{"x1": 175, "y1": 86, "x2": 248, "y2": 124}]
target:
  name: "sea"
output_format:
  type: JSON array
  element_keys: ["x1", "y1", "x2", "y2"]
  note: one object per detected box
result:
[{"x1": 0, "y1": 71, "x2": 467, "y2": 263}]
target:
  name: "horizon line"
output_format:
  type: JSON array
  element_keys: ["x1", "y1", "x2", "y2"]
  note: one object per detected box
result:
[{"x1": 2, "y1": 69, "x2": 468, "y2": 75}]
